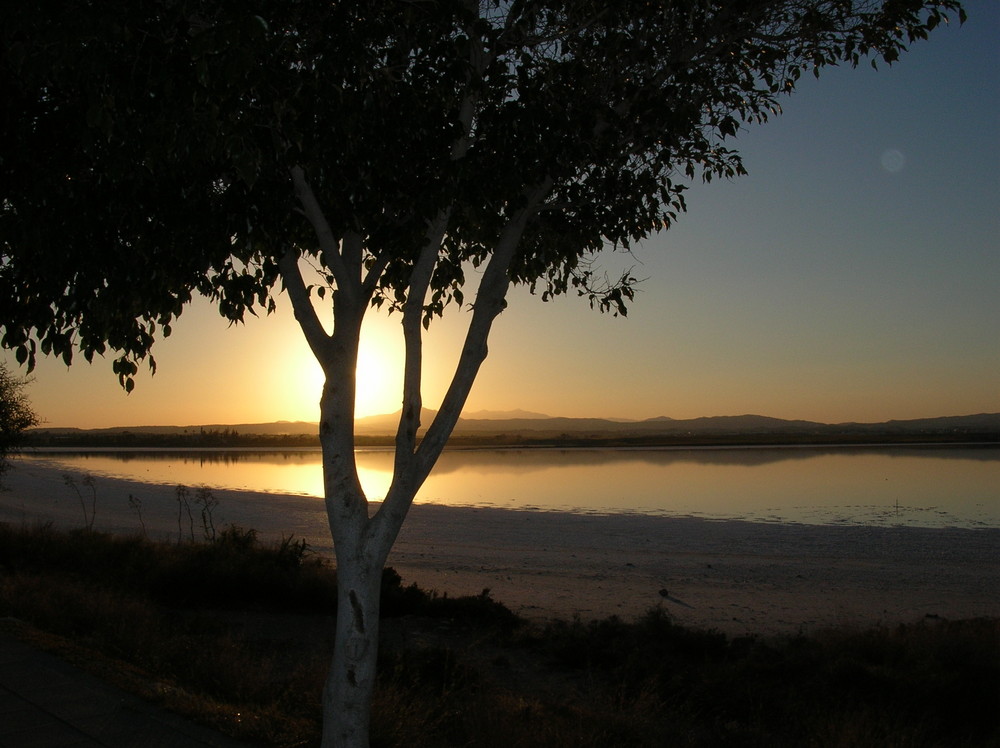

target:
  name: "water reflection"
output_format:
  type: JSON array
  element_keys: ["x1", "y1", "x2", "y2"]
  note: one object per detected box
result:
[
  {"x1": 33, "y1": 443, "x2": 999, "y2": 469},
  {"x1": 411, "y1": 444, "x2": 1000, "y2": 473},
  {"x1": 19, "y1": 445, "x2": 1000, "y2": 528},
  {"x1": 43, "y1": 448, "x2": 324, "y2": 466}
]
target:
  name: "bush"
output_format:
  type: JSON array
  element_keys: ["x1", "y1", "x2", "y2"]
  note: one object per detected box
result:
[{"x1": 0, "y1": 363, "x2": 39, "y2": 482}]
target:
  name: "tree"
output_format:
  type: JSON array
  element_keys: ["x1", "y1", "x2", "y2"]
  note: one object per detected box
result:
[
  {"x1": 0, "y1": 1, "x2": 965, "y2": 744},
  {"x1": 0, "y1": 363, "x2": 39, "y2": 482}
]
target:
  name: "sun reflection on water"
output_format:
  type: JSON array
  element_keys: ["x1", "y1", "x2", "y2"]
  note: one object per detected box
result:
[{"x1": 16, "y1": 446, "x2": 1000, "y2": 528}]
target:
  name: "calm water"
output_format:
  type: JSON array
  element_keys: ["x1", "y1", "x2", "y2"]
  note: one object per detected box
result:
[{"x1": 16, "y1": 445, "x2": 1000, "y2": 528}]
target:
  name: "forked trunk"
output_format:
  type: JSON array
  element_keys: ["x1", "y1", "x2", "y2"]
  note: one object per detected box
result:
[{"x1": 286, "y1": 173, "x2": 543, "y2": 747}]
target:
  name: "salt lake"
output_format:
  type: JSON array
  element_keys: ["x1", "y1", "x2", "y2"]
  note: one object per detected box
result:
[{"x1": 13, "y1": 444, "x2": 999, "y2": 529}]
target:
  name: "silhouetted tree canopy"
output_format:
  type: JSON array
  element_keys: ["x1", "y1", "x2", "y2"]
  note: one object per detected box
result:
[{"x1": 1, "y1": 0, "x2": 965, "y2": 390}]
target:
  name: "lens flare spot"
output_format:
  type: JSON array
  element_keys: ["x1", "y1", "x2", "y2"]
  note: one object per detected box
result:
[{"x1": 880, "y1": 148, "x2": 906, "y2": 173}]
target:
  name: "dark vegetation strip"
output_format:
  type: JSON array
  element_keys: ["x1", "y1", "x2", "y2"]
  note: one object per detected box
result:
[
  {"x1": 23, "y1": 428, "x2": 1000, "y2": 449},
  {"x1": 0, "y1": 521, "x2": 997, "y2": 747}
]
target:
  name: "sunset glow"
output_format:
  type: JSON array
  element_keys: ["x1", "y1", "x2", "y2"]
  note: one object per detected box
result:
[
  {"x1": 277, "y1": 317, "x2": 405, "y2": 422},
  {"x1": 355, "y1": 335, "x2": 402, "y2": 419},
  {"x1": 2, "y1": 8, "x2": 996, "y2": 430}
]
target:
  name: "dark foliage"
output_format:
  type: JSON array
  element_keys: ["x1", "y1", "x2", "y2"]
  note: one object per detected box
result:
[
  {"x1": 1, "y1": 1, "x2": 966, "y2": 386},
  {"x1": 0, "y1": 363, "x2": 38, "y2": 479}
]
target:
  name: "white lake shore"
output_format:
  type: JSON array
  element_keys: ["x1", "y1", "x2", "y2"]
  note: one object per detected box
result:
[{"x1": 2, "y1": 457, "x2": 998, "y2": 636}]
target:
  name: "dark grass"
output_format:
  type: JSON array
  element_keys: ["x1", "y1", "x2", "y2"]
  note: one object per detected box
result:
[{"x1": 0, "y1": 521, "x2": 997, "y2": 747}]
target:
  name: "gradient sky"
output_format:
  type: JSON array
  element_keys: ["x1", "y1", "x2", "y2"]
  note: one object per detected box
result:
[{"x1": 5, "y1": 3, "x2": 998, "y2": 429}]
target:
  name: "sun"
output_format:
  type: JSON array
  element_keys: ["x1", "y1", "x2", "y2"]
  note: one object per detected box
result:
[
  {"x1": 292, "y1": 340, "x2": 399, "y2": 420},
  {"x1": 274, "y1": 303, "x2": 405, "y2": 423},
  {"x1": 355, "y1": 339, "x2": 398, "y2": 418}
]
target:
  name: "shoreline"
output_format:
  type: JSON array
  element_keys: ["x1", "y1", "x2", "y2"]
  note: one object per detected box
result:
[
  {"x1": 20, "y1": 439, "x2": 1000, "y2": 454},
  {"x1": 2, "y1": 459, "x2": 998, "y2": 636}
]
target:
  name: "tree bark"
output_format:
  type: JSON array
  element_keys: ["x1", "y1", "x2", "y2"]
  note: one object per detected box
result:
[
  {"x1": 321, "y1": 515, "x2": 388, "y2": 748},
  {"x1": 316, "y1": 299, "x2": 381, "y2": 748}
]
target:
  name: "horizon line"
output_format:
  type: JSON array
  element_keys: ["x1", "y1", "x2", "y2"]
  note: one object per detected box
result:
[{"x1": 27, "y1": 409, "x2": 1000, "y2": 433}]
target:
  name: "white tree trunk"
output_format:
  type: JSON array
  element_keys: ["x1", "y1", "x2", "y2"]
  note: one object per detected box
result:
[
  {"x1": 321, "y1": 532, "x2": 386, "y2": 748},
  {"x1": 281, "y1": 168, "x2": 555, "y2": 747},
  {"x1": 313, "y1": 312, "x2": 390, "y2": 748}
]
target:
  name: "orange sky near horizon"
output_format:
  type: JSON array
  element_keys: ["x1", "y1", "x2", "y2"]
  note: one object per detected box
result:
[
  {"x1": 2, "y1": 6, "x2": 998, "y2": 430},
  {"x1": 5, "y1": 271, "x2": 997, "y2": 430}
]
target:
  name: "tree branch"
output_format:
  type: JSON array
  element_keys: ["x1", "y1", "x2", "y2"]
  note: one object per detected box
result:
[
  {"x1": 278, "y1": 250, "x2": 333, "y2": 367},
  {"x1": 393, "y1": 209, "x2": 452, "y2": 475},
  {"x1": 342, "y1": 230, "x2": 363, "y2": 285},
  {"x1": 369, "y1": 178, "x2": 552, "y2": 539},
  {"x1": 360, "y1": 250, "x2": 392, "y2": 300},
  {"x1": 290, "y1": 165, "x2": 356, "y2": 300},
  {"x1": 420, "y1": 179, "x2": 553, "y2": 471}
]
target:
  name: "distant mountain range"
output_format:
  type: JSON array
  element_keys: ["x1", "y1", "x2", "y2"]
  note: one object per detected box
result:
[
  {"x1": 356, "y1": 410, "x2": 1000, "y2": 437},
  {"x1": 28, "y1": 410, "x2": 1000, "y2": 442}
]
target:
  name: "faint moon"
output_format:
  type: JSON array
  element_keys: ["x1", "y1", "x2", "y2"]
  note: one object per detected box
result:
[{"x1": 880, "y1": 149, "x2": 906, "y2": 173}]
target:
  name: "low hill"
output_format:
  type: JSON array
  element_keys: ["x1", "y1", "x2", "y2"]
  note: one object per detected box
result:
[{"x1": 25, "y1": 412, "x2": 1000, "y2": 448}]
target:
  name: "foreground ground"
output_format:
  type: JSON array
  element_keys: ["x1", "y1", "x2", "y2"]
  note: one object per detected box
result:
[{"x1": 1, "y1": 523, "x2": 997, "y2": 747}]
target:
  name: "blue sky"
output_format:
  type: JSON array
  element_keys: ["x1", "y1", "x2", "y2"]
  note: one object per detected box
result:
[{"x1": 4, "y1": 2, "x2": 997, "y2": 428}]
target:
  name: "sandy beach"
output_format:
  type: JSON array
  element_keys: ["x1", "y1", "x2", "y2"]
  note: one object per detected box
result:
[{"x1": 2, "y1": 458, "x2": 997, "y2": 636}]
